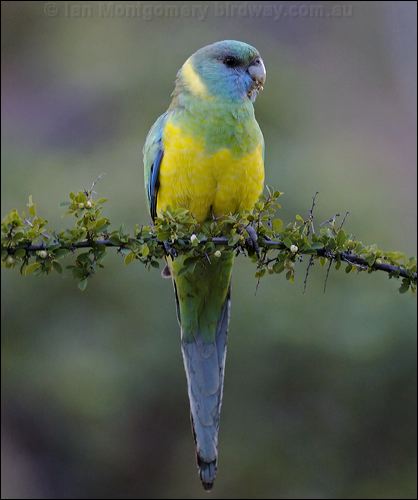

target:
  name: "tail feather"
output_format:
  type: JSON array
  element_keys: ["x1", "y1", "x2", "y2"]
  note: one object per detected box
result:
[
  {"x1": 198, "y1": 457, "x2": 218, "y2": 491},
  {"x1": 170, "y1": 252, "x2": 233, "y2": 490},
  {"x1": 180, "y1": 288, "x2": 231, "y2": 491}
]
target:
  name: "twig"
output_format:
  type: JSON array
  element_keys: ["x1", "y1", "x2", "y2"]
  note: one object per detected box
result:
[
  {"x1": 323, "y1": 258, "x2": 333, "y2": 293},
  {"x1": 338, "y1": 211, "x2": 350, "y2": 231},
  {"x1": 303, "y1": 255, "x2": 315, "y2": 293},
  {"x1": 87, "y1": 173, "x2": 106, "y2": 197},
  {"x1": 307, "y1": 191, "x2": 319, "y2": 237},
  {"x1": 5, "y1": 237, "x2": 415, "y2": 281}
]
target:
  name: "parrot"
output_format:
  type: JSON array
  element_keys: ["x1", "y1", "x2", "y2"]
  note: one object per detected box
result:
[{"x1": 143, "y1": 40, "x2": 266, "y2": 490}]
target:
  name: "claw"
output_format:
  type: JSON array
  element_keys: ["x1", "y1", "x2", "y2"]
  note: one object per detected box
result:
[
  {"x1": 245, "y1": 225, "x2": 260, "y2": 256},
  {"x1": 163, "y1": 240, "x2": 177, "y2": 258}
]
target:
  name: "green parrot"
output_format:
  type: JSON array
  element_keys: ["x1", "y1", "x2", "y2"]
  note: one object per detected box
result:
[{"x1": 143, "y1": 40, "x2": 266, "y2": 490}]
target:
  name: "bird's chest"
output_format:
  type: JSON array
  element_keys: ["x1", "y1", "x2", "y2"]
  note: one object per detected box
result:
[{"x1": 158, "y1": 116, "x2": 264, "y2": 222}]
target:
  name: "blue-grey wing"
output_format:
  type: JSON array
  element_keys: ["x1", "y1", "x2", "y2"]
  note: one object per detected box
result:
[{"x1": 143, "y1": 112, "x2": 167, "y2": 220}]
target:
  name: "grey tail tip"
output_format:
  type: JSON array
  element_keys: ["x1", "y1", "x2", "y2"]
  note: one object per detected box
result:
[{"x1": 198, "y1": 458, "x2": 217, "y2": 492}]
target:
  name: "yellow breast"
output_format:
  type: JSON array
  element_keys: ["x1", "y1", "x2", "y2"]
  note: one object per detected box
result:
[{"x1": 157, "y1": 122, "x2": 264, "y2": 222}]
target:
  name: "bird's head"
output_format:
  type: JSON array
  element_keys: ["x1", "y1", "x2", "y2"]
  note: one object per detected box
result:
[{"x1": 176, "y1": 40, "x2": 266, "y2": 103}]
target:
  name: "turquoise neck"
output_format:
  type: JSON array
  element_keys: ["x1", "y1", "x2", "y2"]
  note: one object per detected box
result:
[{"x1": 169, "y1": 91, "x2": 260, "y2": 156}]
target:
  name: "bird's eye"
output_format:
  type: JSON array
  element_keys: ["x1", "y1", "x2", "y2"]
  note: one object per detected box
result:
[{"x1": 223, "y1": 56, "x2": 240, "y2": 67}]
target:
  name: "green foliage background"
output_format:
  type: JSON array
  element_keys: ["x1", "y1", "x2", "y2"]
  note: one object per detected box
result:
[{"x1": 1, "y1": 2, "x2": 417, "y2": 498}]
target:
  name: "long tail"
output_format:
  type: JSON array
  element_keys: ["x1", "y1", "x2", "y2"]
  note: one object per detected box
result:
[
  {"x1": 170, "y1": 253, "x2": 233, "y2": 490},
  {"x1": 181, "y1": 287, "x2": 230, "y2": 490}
]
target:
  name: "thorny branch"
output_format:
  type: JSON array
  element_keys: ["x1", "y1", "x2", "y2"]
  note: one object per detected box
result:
[
  {"x1": 1, "y1": 186, "x2": 416, "y2": 293},
  {"x1": 4, "y1": 234, "x2": 416, "y2": 281}
]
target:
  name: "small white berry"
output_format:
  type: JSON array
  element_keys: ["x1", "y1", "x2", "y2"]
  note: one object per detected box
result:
[
  {"x1": 37, "y1": 250, "x2": 48, "y2": 259},
  {"x1": 214, "y1": 250, "x2": 222, "y2": 258},
  {"x1": 190, "y1": 234, "x2": 199, "y2": 245},
  {"x1": 86, "y1": 200, "x2": 93, "y2": 208},
  {"x1": 290, "y1": 245, "x2": 298, "y2": 254},
  {"x1": 6, "y1": 255, "x2": 15, "y2": 265},
  {"x1": 78, "y1": 203, "x2": 85, "y2": 209}
]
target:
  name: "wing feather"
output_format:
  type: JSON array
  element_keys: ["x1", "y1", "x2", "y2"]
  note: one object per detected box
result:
[{"x1": 143, "y1": 112, "x2": 167, "y2": 220}]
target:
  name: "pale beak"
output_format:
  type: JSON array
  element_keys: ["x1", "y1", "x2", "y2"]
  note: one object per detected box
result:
[{"x1": 248, "y1": 57, "x2": 266, "y2": 87}]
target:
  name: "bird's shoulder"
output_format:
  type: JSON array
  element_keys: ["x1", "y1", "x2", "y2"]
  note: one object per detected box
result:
[{"x1": 143, "y1": 111, "x2": 169, "y2": 218}]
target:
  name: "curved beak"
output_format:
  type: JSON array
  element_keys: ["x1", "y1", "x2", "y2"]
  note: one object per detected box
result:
[{"x1": 248, "y1": 57, "x2": 266, "y2": 87}]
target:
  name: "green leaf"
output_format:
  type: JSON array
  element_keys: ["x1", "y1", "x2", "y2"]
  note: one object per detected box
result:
[
  {"x1": 54, "y1": 248, "x2": 70, "y2": 259},
  {"x1": 141, "y1": 244, "x2": 150, "y2": 257},
  {"x1": 310, "y1": 242, "x2": 324, "y2": 250},
  {"x1": 286, "y1": 270, "x2": 294, "y2": 282},
  {"x1": 336, "y1": 230, "x2": 347, "y2": 247},
  {"x1": 109, "y1": 235, "x2": 122, "y2": 245},
  {"x1": 27, "y1": 195, "x2": 36, "y2": 217},
  {"x1": 255, "y1": 268, "x2": 266, "y2": 279},
  {"x1": 75, "y1": 192, "x2": 87, "y2": 204},
  {"x1": 77, "y1": 252, "x2": 91, "y2": 264},
  {"x1": 282, "y1": 237, "x2": 293, "y2": 249},
  {"x1": 23, "y1": 262, "x2": 41, "y2": 276},
  {"x1": 228, "y1": 233, "x2": 241, "y2": 246},
  {"x1": 272, "y1": 218, "x2": 284, "y2": 233},
  {"x1": 52, "y1": 261, "x2": 63, "y2": 274},
  {"x1": 94, "y1": 218, "x2": 108, "y2": 231},
  {"x1": 273, "y1": 261, "x2": 285, "y2": 274},
  {"x1": 78, "y1": 279, "x2": 88, "y2": 291},
  {"x1": 14, "y1": 249, "x2": 27, "y2": 259},
  {"x1": 365, "y1": 254, "x2": 376, "y2": 266},
  {"x1": 124, "y1": 252, "x2": 136, "y2": 265}
]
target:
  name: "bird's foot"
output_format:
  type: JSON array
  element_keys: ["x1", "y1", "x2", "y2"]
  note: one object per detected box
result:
[
  {"x1": 163, "y1": 240, "x2": 177, "y2": 258},
  {"x1": 245, "y1": 225, "x2": 260, "y2": 256}
]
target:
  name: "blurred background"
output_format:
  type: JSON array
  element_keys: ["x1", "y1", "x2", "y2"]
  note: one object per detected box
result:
[{"x1": 1, "y1": 1, "x2": 417, "y2": 498}]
